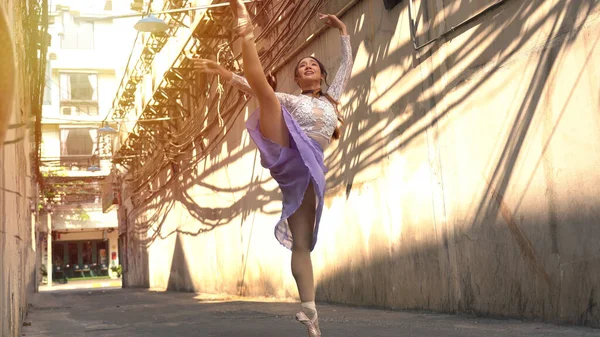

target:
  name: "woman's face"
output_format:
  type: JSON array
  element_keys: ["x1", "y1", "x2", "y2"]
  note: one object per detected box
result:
[{"x1": 295, "y1": 57, "x2": 323, "y2": 88}]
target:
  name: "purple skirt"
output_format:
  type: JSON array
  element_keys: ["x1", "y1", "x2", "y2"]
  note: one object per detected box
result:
[{"x1": 246, "y1": 105, "x2": 326, "y2": 251}]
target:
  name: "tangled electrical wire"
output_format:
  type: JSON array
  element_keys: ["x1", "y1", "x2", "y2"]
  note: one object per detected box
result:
[
  {"x1": 111, "y1": 0, "x2": 329, "y2": 236},
  {"x1": 22, "y1": 0, "x2": 49, "y2": 193}
]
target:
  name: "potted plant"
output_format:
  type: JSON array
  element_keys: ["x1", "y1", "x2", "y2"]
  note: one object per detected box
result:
[{"x1": 110, "y1": 264, "x2": 122, "y2": 278}]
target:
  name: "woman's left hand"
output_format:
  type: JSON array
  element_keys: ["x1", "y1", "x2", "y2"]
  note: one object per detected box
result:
[{"x1": 318, "y1": 13, "x2": 347, "y2": 34}]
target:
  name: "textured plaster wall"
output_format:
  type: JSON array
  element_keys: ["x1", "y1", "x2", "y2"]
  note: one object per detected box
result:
[
  {"x1": 122, "y1": 0, "x2": 600, "y2": 327},
  {"x1": 0, "y1": 1, "x2": 37, "y2": 336}
]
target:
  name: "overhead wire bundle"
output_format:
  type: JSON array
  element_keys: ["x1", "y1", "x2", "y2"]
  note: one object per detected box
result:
[{"x1": 112, "y1": 0, "x2": 331, "y2": 241}]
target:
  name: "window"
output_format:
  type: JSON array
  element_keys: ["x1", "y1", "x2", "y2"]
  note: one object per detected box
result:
[
  {"x1": 61, "y1": 13, "x2": 94, "y2": 49},
  {"x1": 60, "y1": 73, "x2": 97, "y2": 101},
  {"x1": 68, "y1": 243, "x2": 78, "y2": 266},
  {"x1": 97, "y1": 241, "x2": 108, "y2": 265},
  {"x1": 82, "y1": 241, "x2": 93, "y2": 265},
  {"x1": 60, "y1": 128, "x2": 97, "y2": 157},
  {"x1": 59, "y1": 73, "x2": 99, "y2": 116},
  {"x1": 53, "y1": 243, "x2": 65, "y2": 267}
]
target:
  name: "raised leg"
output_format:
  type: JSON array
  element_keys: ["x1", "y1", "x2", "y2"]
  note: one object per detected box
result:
[{"x1": 230, "y1": 0, "x2": 289, "y2": 148}]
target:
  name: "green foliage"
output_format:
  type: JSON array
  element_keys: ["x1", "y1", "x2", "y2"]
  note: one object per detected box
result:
[
  {"x1": 73, "y1": 206, "x2": 90, "y2": 221},
  {"x1": 110, "y1": 264, "x2": 122, "y2": 277}
]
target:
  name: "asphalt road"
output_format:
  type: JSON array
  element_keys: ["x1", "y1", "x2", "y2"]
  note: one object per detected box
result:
[{"x1": 23, "y1": 288, "x2": 600, "y2": 337}]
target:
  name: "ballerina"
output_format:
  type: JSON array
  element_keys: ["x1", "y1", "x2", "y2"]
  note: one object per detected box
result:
[{"x1": 194, "y1": 1, "x2": 353, "y2": 336}]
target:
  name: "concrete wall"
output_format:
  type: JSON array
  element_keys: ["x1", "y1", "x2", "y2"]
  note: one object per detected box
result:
[
  {"x1": 121, "y1": 0, "x2": 600, "y2": 327},
  {"x1": 0, "y1": 1, "x2": 37, "y2": 336}
]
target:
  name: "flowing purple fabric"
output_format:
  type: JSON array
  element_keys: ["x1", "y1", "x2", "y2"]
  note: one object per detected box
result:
[{"x1": 246, "y1": 105, "x2": 326, "y2": 251}]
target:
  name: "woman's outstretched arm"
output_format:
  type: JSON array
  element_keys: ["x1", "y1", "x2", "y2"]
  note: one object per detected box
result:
[
  {"x1": 193, "y1": 59, "x2": 253, "y2": 94},
  {"x1": 193, "y1": 59, "x2": 297, "y2": 109},
  {"x1": 319, "y1": 14, "x2": 353, "y2": 101}
]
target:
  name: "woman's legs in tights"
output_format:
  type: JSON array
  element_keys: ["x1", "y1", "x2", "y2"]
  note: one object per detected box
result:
[
  {"x1": 231, "y1": 0, "x2": 319, "y2": 333},
  {"x1": 288, "y1": 182, "x2": 319, "y2": 330},
  {"x1": 230, "y1": 0, "x2": 289, "y2": 148}
]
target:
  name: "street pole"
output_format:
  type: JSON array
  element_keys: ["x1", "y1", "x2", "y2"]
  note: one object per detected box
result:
[
  {"x1": 47, "y1": 210, "x2": 52, "y2": 287},
  {"x1": 31, "y1": 213, "x2": 36, "y2": 252},
  {"x1": 31, "y1": 204, "x2": 38, "y2": 292}
]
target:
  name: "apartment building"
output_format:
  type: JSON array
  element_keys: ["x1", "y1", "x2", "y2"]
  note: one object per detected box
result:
[{"x1": 40, "y1": 0, "x2": 136, "y2": 283}]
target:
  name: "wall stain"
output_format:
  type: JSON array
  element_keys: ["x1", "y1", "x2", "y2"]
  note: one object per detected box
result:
[{"x1": 492, "y1": 186, "x2": 553, "y2": 289}]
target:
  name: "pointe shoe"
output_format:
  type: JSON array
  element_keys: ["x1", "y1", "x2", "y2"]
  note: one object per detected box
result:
[
  {"x1": 295, "y1": 311, "x2": 321, "y2": 337},
  {"x1": 229, "y1": 0, "x2": 254, "y2": 40}
]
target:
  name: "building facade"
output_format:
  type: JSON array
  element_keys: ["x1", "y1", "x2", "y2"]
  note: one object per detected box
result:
[
  {"x1": 0, "y1": 0, "x2": 47, "y2": 335},
  {"x1": 40, "y1": 0, "x2": 136, "y2": 283},
  {"x1": 114, "y1": 0, "x2": 600, "y2": 328}
]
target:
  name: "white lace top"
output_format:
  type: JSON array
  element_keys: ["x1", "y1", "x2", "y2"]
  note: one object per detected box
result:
[{"x1": 230, "y1": 35, "x2": 353, "y2": 149}]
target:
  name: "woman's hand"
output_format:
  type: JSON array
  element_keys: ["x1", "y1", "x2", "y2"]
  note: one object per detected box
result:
[
  {"x1": 193, "y1": 59, "x2": 222, "y2": 75},
  {"x1": 192, "y1": 59, "x2": 232, "y2": 81},
  {"x1": 318, "y1": 13, "x2": 347, "y2": 35},
  {"x1": 230, "y1": 0, "x2": 254, "y2": 39}
]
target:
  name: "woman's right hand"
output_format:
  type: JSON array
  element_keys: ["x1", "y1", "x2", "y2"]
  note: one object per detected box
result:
[
  {"x1": 193, "y1": 59, "x2": 223, "y2": 75},
  {"x1": 193, "y1": 59, "x2": 233, "y2": 81},
  {"x1": 318, "y1": 13, "x2": 348, "y2": 35}
]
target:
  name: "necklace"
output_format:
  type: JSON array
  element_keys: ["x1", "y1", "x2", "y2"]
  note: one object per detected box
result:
[{"x1": 301, "y1": 89, "x2": 322, "y2": 97}]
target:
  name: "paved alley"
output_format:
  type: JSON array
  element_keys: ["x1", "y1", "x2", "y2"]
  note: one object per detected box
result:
[{"x1": 23, "y1": 288, "x2": 599, "y2": 337}]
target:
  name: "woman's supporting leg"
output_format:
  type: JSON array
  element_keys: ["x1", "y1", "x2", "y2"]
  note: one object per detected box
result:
[
  {"x1": 288, "y1": 182, "x2": 320, "y2": 335},
  {"x1": 288, "y1": 182, "x2": 317, "y2": 302},
  {"x1": 230, "y1": 0, "x2": 289, "y2": 148},
  {"x1": 231, "y1": 1, "x2": 317, "y2": 334}
]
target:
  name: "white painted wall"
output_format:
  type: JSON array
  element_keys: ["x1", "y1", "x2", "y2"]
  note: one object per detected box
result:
[
  {"x1": 41, "y1": 125, "x2": 61, "y2": 159},
  {"x1": 121, "y1": 0, "x2": 600, "y2": 328},
  {"x1": 52, "y1": 208, "x2": 117, "y2": 231}
]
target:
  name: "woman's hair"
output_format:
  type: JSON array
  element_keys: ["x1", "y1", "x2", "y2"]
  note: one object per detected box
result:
[
  {"x1": 266, "y1": 71, "x2": 277, "y2": 91},
  {"x1": 294, "y1": 56, "x2": 344, "y2": 140}
]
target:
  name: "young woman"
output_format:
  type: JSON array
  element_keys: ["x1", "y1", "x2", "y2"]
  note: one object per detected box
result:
[{"x1": 194, "y1": 1, "x2": 353, "y2": 336}]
